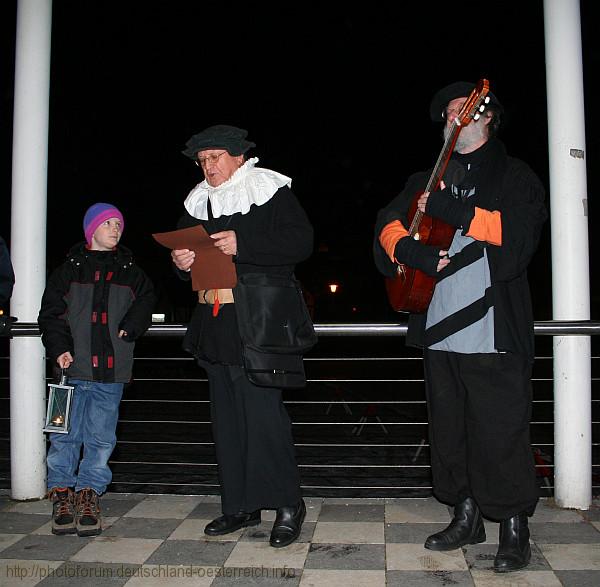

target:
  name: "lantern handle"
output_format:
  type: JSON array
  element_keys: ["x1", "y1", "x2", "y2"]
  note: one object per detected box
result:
[{"x1": 59, "y1": 368, "x2": 68, "y2": 386}]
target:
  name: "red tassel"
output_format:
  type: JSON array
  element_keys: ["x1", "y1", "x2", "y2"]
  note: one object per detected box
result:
[{"x1": 212, "y1": 291, "x2": 220, "y2": 317}]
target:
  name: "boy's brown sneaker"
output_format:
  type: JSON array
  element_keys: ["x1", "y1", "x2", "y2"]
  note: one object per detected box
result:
[
  {"x1": 48, "y1": 487, "x2": 76, "y2": 535},
  {"x1": 75, "y1": 488, "x2": 102, "y2": 536}
]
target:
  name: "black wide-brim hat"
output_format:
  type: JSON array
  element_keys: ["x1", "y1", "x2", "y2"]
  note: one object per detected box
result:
[
  {"x1": 182, "y1": 124, "x2": 256, "y2": 159},
  {"x1": 429, "y1": 81, "x2": 503, "y2": 122}
]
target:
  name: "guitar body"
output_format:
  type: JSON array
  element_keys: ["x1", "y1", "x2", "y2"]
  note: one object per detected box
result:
[
  {"x1": 385, "y1": 194, "x2": 456, "y2": 313},
  {"x1": 383, "y1": 78, "x2": 490, "y2": 314}
]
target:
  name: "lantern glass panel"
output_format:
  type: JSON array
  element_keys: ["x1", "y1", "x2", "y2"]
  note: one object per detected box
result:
[{"x1": 43, "y1": 383, "x2": 74, "y2": 434}]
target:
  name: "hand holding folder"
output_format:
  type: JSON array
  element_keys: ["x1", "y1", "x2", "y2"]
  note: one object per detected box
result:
[{"x1": 152, "y1": 225, "x2": 237, "y2": 291}]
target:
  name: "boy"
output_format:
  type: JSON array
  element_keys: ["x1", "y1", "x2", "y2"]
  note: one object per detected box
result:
[{"x1": 38, "y1": 203, "x2": 155, "y2": 536}]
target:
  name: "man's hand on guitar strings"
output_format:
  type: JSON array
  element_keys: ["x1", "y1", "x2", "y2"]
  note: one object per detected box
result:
[
  {"x1": 418, "y1": 181, "x2": 475, "y2": 230},
  {"x1": 417, "y1": 180, "x2": 446, "y2": 214}
]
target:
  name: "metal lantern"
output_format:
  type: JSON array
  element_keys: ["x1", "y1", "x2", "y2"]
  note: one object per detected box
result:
[{"x1": 43, "y1": 370, "x2": 74, "y2": 434}]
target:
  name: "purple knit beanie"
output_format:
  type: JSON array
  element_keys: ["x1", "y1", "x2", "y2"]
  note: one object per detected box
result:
[{"x1": 83, "y1": 203, "x2": 125, "y2": 245}]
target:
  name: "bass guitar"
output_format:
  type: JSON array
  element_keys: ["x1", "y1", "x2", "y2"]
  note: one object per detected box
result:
[{"x1": 385, "y1": 79, "x2": 491, "y2": 313}]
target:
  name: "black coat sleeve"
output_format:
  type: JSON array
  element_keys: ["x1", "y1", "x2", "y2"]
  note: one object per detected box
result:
[
  {"x1": 118, "y1": 267, "x2": 157, "y2": 341},
  {"x1": 0, "y1": 237, "x2": 14, "y2": 307},
  {"x1": 234, "y1": 186, "x2": 314, "y2": 266},
  {"x1": 373, "y1": 171, "x2": 432, "y2": 277},
  {"x1": 487, "y1": 160, "x2": 547, "y2": 282},
  {"x1": 37, "y1": 265, "x2": 74, "y2": 363}
]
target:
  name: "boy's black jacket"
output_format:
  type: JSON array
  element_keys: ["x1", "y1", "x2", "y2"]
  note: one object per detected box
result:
[{"x1": 38, "y1": 243, "x2": 156, "y2": 383}]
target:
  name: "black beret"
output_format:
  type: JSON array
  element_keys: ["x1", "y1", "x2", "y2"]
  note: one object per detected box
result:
[
  {"x1": 182, "y1": 124, "x2": 256, "y2": 159},
  {"x1": 429, "y1": 81, "x2": 503, "y2": 122}
]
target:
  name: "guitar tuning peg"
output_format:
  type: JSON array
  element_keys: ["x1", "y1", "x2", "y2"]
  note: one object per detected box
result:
[
  {"x1": 484, "y1": 96, "x2": 490, "y2": 104},
  {"x1": 473, "y1": 113, "x2": 480, "y2": 121},
  {"x1": 479, "y1": 105, "x2": 485, "y2": 112}
]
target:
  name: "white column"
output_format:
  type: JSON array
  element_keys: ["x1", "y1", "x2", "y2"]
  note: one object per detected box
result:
[
  {"x1": 544, "y1": 0, "x2": 591, "y2": 509},
  {"x1": 10, "y1": 0, "x2": 53, "y2": 500}
]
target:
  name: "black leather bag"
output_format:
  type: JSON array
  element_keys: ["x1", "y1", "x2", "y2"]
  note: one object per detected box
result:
[{"x1": 233, "y1": 273, "x2": 317, "y2": 388}]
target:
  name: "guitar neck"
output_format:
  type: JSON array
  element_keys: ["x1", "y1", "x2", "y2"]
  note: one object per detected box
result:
[
  {"x1": 409, "y1": 120, "x2": 460, "y2": 236},
  {"x1": 407, "y1": 79, "x2": 489, "y2": 237}
]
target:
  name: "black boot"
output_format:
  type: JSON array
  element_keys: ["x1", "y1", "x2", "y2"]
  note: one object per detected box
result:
[
  {"x1": 270, "y1": 499, "x2": 306, "y2": 548},
  {"x1": 425, "y1": 497, "x2": 486, "y2": 551},
  {"x1": 204, "y1": 510, "x2": 261, "y2": 536},
  {"x1": 494, "y1": 513, "x2": 531, "y2": 573}
]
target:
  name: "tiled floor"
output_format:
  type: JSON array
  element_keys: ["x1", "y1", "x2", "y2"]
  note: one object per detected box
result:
[{"x1": 1, "y1": 493, "x2": 599, "y2": 586}]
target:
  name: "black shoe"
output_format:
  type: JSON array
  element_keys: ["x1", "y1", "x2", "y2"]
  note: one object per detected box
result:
[
  {"x1": 494, "y1": 513, "x2": 531, "y2": 573},
  {"x1": 48, "y1": 487, "x2": 76, "y2": 535},
  {"x1": 425, "y1": 497, "x2": 486, "y2": 551},
  {"x1": 270, "y1": 499, "x2": 306, "y2": 548},
  {"x1": 204, "y1": 510, "x2": 261, "y2": 536},
  {"x1": 75, "y1": 488, "x2": 102, "y2": 537}
]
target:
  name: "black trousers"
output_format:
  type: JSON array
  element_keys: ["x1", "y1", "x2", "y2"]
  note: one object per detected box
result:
[
  {"x1": 200, "y1": 361, "x2": 301, "y2": 515},
  {"x1": 424, "y1": 349, "x2": 539, "y2": 521}
]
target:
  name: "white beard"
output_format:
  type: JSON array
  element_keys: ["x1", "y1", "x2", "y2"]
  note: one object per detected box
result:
[{"x1": 444, "y1": 119, "x2": 488, "y2": 154}]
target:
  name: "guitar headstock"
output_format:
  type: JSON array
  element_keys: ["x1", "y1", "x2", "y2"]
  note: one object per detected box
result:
[{"x1": 457, "y1": 78, "x2": 490, "y2": 127}]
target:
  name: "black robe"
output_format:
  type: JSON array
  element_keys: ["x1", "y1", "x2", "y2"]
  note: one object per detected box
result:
[{"x1": 177, "y1": 185, "x2": 314, "y2": 364}]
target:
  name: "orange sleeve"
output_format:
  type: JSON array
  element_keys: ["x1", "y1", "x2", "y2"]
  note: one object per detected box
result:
[
  {"x1": 379, "y1": 220, "x2": 410, "y2": 262},
  {"x1": 466, "y1": 208, "x2": 502, "y2": 246}
]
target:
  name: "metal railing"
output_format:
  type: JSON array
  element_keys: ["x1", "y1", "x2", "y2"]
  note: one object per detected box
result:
[
  {"x1": 8, "y1": 320, "x2": 600, "y2": 337},
  {"x1": 0, "y1": 321, "x2": 598, "y2": 497}
]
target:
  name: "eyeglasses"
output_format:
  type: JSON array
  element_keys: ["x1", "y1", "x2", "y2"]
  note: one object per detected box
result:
[
  {"x1": 195, "y1": 151, "x2": 228, "y2": 167},
  {"x1": 444, "y1": 106, "x2": 466, "y2": 120},
  {"x1": 444, "y1": 100, "x2": 467, "y2": 120}
]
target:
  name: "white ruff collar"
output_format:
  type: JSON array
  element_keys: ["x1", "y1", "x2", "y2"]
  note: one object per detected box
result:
[{"x1": 183, "y1": 157, "x2": 292, "y2": 219}]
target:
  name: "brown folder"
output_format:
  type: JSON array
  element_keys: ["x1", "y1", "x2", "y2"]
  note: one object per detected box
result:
[{"x1": 152, "y1": 225, "x2": 237, "y2": 291}]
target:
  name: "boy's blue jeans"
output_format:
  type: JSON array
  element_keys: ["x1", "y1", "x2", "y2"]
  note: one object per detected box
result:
[{"x1": 47, "y1": 379, "x2": 123, "y2": 495}]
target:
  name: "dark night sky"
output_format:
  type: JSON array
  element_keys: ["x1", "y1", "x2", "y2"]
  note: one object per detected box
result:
[{"x1": 1, "y1": 1, "x2": 597, "y2": 321}]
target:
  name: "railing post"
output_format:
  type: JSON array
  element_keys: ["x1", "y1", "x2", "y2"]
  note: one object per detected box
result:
[
  {"x1": 544, "y1": 0, "x2": 591, "y2": 509},
  {"x1": 9, "y1": 0, "x2": 53, "y2": 500}
]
